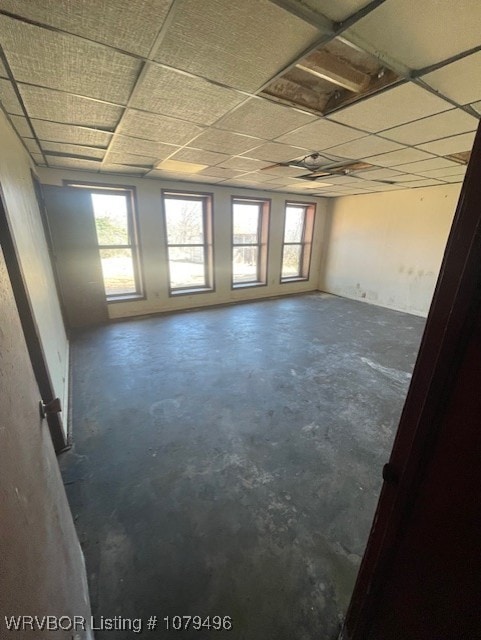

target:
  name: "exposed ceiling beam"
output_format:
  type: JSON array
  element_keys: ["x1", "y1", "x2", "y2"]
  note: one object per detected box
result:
[{"x1": 296, "y1": 50, "x2": 370, "y2": 93}]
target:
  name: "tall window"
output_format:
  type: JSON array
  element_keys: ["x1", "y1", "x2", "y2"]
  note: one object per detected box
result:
[
  {"x1": 162, "y1": 191, "x2": 214, "y2": 294},
  {"x1": 232, "y1": 197, "x2": 270, "y2": 287},
  {"x1": 281, "y1": 202, "x2": 316, "y2": 282},
  {"x1": 67, "y1": 184, "x2": 143, "y2": 301}
]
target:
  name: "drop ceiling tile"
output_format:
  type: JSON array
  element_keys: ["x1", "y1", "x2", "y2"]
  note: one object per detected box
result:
[
  {"x1": 300, "y1": 0, "x2": 372, "y2": 21},
  {"x1": 23, "y1": 138, "x2": 41, "y2": 154},
  {"x1": 422, "y1": 51, "x2": 481, "y2": 105},
  {"x1": 327, "y1": 83, "x2": 451, "y2": 133},
  {"x1": 442, "y1": 174, "x2": 466, "y2": 183},
  {"x1": 145, "y1": 169, "x2": 223, "y2": 183},
  {"x1": 417, "y1": 131, "x2": 476, "y2": 156},
  {"x1": 470, "y1": 101, "x2": 481, "y2": 116},
  {"x1": 215, "y1": 97, "x2": 316, "y2": 139},
  {"x1": 218, "y1": 178, "x2": 260, "y2": 188},
  {"x1": 421, "y1": 166, "x2": 467, "y2": 178},
  {"x1": 30, "y1": 153, "x2": 46, "y2": 165},
  {"x1": 386, "y1": 173, "x2": 424, "y2": 183},
  {"x1": 180, "y1": 174, "x2": 225, "y2": 184},
  {"x1": 170, "y1": 148, "x2": 230, "y2": 166},
  {"x1": 261, "y1": 164, "x2": 308, "y2": 177},
  {"x1": 18, "y1": 85, "x2": 123, "y2": 129},
  {"x1": 277, "y1": 118, "x2": 365, "y2": 149},
  {"x1": 354, "y1": 168, "x2": 407, "y2": 181},
  {"x1": 324, "y1": 135, "x2": 403, "y2": 159},
  {"x1": 181, "y1": 174, "x2": 225, "y2": 184},
  {"x1": 397, "y1": 179, "x2": 445, "y2": 187},
  {"x1": 131, "y1": 65, "x2": 245, "y2": 126},
  {"x1": 379, "y1": 108, "x2": 478, "y2": 146},
  {"x1": 319, "y1": 175, "x2": 359, "y2": 185},
  {"x1": 356, "y1": 182, "x2": 405, "y2": 192},
  {"x1": 154, "y1": 0, "x2": 319, "y2": 92},
  {"x1": 108, "y1": 136, "x2": 178, "y2": 159},
  {"x1": 108, "y1": 152, "x2": 157, "y2": 167},
  {"x1": 32, "y1": 120, "x2": 112, "y2": 147},
  {"x1": 118, "y1": 109, "x2": 204, "y2": 146},
  {"x1": 47, "y1": 157, "x2": 102, "y2": 170},
  {"x1": 262, "y1": 175, "x2": 305, "y2": 186},
  {"x1": 0, "y1": 79, "x2": 23, "y2": 115},
  {"x1": 236, "y1": 171, "x2": 282, "y2": 183},
  {"x1": 9, "y1": 115, "x2": 32, "y2": 137},
  {"x1": 0, "y1": 0, "x2": 173, "y2": 57},
  {"x1": 244, "y1": 142, "x2": 308, "y2": 163},
  {"x1": 365, "y1": 147, "x2": 435, "y2": 167},
  {"x1": 259, "y1": 181, "x2": 287, "y2": 189},
  {"x1": 393, "y1": 157, "x2": 460, "y2": 173},
  {"x1": 346, "y1": 0, "x2": 481, "y2": 69},
  {"x1": 190, "y1": 129, "x2": 263, "y2": 155},
  {"x1": 0, "y1": 16, "x2": 141, "y2": 104},
  {"x1": 287, "y1": 180, "x2": 333, "y2": 190},
  {"x1": 157, "y1": 159, "x2": 207, "y2": 173},
  {"x1": 199, "y1": 167, "x2": 245, "y2": 179},
  {"x1": 101, "y1": 165, "x2": 149, "y2": 175},
  {"x1": 216, "y1": 156, "x2": 272, "y2": 172},
  {"x1": 41, "y1": 142, "x2": 105, "y2": 159}
]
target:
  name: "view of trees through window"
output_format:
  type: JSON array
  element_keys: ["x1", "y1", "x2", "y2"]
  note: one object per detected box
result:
[
  {"x1": 232, "y1": 201, "x2": 266, "y2": 284},
  {"x1": 282, "y1": 205, "x2": 306, "y2": 279},
  {"x1": 164, "y1": 196, "x2": 209, "y2": 291},
  {"x1": 92, "y1": 190, "x2": 312, "y2": 298},
  {"x1": 91, "y1": 193, "x2": 138, "y2": 297}
]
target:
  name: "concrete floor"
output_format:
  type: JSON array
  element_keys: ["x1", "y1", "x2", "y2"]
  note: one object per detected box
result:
[{"x1": 60, "y1": 293, "x2": 425, "y2": 640}]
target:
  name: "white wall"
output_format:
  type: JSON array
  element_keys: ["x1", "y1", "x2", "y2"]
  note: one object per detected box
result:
[
  {"x1": 1, "y1": 243, "x2": 92, "y2": 639},
  {"x1": 0, "y1": 112, "x2": 69, "y2": 432},
  {"x1": 320, "y1": 184, "x2": 462, "y2": 317},
  {"x1": 39, "y1": 168, "x2": 329, "y2": 320}
]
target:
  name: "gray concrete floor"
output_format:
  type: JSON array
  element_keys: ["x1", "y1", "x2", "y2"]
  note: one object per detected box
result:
[{"x1": 60, "y1": 293, "x2": 425, "y2": 640}]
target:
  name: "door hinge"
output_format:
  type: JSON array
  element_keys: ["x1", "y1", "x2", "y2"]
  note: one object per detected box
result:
[{"x1": 39, "y1": 397, "x2": 62, "y2": 420}]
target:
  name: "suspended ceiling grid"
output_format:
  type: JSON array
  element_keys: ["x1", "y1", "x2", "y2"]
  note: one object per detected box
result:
[{"x1": 0, "y1": 0, "x2": 479, "y2": 197}]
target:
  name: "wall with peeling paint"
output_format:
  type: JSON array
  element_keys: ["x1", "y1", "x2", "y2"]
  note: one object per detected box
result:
[{"x1": 319, "y1": 184, "x2": 462, "y2": 317}]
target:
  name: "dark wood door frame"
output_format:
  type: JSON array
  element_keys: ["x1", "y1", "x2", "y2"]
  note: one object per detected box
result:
[
  {"x1": 341, "y1": 123, "x2": 481, "y2": 638},
  {"x1": 0, "y1": 185, "x2": 68, "y2": 453}
]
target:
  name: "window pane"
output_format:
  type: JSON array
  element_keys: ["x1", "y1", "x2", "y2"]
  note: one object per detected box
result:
[
  {"x1": 284, "y1": 206, "x2": 305, "y2": 243},
  {"x1": 233, "y1": 203, "x2": 259, "y2": 244},
  {"x1": 165, "y1": 198, "x2": 204, "y2": 245},
  {"x1": 168, "y1": 246, "x2": 206, "y2": 289},
  {"x1": 282, "y1": 244, "x2": 302, "y2": 279},
  {"x1": 233, "y1": 246, "x2": 258, "y2": 283},
  {"x1": 99, "y1": 248, "x2": 136, "y2": 296},
  {"x1": 92, "y1": 193, "x2": 129, "y2": 245}
]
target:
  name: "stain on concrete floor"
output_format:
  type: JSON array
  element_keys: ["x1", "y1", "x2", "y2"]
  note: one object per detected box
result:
[{"x1": 60, "y1": 293, "x2": 425, "y2": 640}]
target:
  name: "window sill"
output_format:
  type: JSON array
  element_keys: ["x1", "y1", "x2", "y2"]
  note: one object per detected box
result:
[
  {"x1": 232, "y1": 282, "x2": 267, "y2": 290},
  {"x1": 170, "y1": 287, "x2": 214, "y2": 297},
  {"x1": 107, "y1": 294, "x2": 145, "y2": 304},
  {"x1": 280, "y1": 277, "x2": 309, "y2": 284}
]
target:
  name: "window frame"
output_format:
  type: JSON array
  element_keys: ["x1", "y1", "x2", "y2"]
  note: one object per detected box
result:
[
  {"x1": 161, "y1": 189, "x2": 215, "y2": 296},
  {"x1": 280, "y1": 200, "x2": 316, "y2": 283},
  {"x1": 63, "y1": 181, "x2": 145, "y2": 303},
  {"x1": 231, "y1": 196, "x2": 270, "y2": 289}
]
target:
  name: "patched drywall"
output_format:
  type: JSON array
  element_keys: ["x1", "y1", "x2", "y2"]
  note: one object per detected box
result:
[
  {"x1": 0, "y1": 245, "x2": 92, "y2": 639},
  {"x1": 319, "y1": 184, "x2": 461, "y2": 316},
  {"x1": 0, "y1": 111, "x2": 69, "y2": 430},
  {"x1": 38, "y1": 168, "x2": 329, "y2": 320}
]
